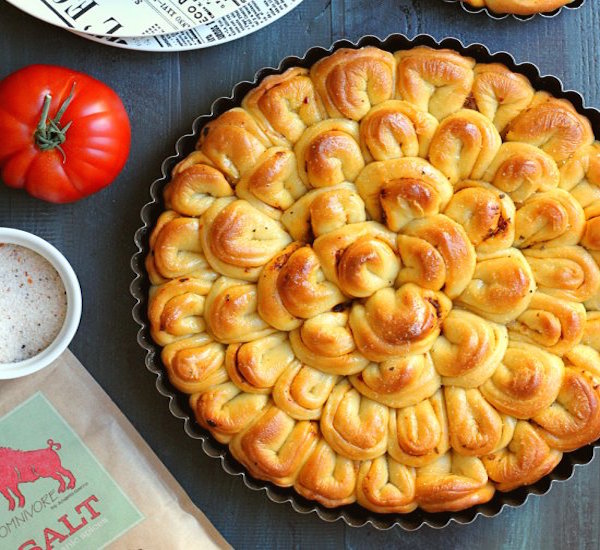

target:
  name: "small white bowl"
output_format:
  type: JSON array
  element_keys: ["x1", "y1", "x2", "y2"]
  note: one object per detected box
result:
[{"x1": 0, "y1": 228, "x2": 82, "y2": 379}]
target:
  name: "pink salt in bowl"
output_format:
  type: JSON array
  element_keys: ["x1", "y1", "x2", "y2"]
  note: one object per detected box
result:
[{"x1": 0, "y1": 228, "x2": 82, "y2": 379}]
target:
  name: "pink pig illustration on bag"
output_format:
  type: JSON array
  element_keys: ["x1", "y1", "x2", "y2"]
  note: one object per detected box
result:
[{"x1": 0, "y1": 439, "x2": 76, "y2": 511}]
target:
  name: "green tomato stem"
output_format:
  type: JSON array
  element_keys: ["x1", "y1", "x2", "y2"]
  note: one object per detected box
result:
[{"x1": 34, "y1": 82, "x2": 76, "y2": 163}]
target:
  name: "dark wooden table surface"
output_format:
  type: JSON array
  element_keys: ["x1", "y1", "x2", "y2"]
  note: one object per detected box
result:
[{"x1": 1, "y1": 1, "x2": 599, "y2": 548}]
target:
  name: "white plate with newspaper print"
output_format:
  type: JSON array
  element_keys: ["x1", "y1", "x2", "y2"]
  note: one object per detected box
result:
[
  {"x1": 67, "y1": 0, "x2": 303, "y2": 51},
  {"x1": 5, "y1": 0, "x2": 248, "y2": 38}
]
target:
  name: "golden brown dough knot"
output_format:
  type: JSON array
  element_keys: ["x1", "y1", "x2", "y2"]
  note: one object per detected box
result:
[
  {"x1": 387, "y1": 390, "x2": 449, "y2": 467},
  {"x1": 359, "y1": 100, "x2": 438, "y2": 161},
  {"x1": 204, "y1": 277, "x2": 275, "y2": 344},
  {"x1": 311, "y1": 47, "x2": 396, "y2": 121},
  {"x1": 321, "y1": 379, "x2": 389, "y2": 461},
  {"x1": 533, "y1": 356, "x2": 600, "y2": 452},
  {"x1": 468, "y1": 0, "x2": 575, "y2": 16},
  {"x1": 507, "y1": 292, "x2": 586, "y2": 356},
  {"x1": 225, "y1": 332, "x2": 296, "y2": 394},
  {"x1": 149, "y1": 277, "x2": 209, "y2": 346},
  {"x1": 146, "y1": 211, "x2": 217, "y2": 287},
  {"x1": 257, "y1": 242, "x2": 346, "y2": 331},
  {"x1": 355, "y1": 157, "x2": 452, "y2": 232},
  {"x1": 506, "y1": 92, "x2": 594, "y2": 163},
  {"x1": 313, "y1": 221, "x2": 399, "y2": 298},
  {"x1": 281, "y1": 183, "x2": 366, "y2": 242},
  {"x1": 395, "y1": 46, "x2": 475, "y2": 121},
  {"x1": 229, "y1": 406, "x2": 319, "y2": 486},
  {"x1": 482, "y1": 420, "x2": 562, "y2": 492},
  {"x1": 196, "y1": 108, "x2": 272, "y2": 182},
  {"x1": 523, "y1": 245, "x2": 600, "y2": 303},
  {"x1": 190, "y1": 382, "x2": 269, "y2": 444},
  {"x1": 581, "y1": 203, "x2": 600, "y2": 251},
  {"x1": 565, "y1": 344, "x2": 600, "y2": 378},
  {"x1": 242, "y1": 67, "x2": 327, "y2": 147},
  {"x1": 428, "y1": 109, "x2": 501, "y2": 183},
  {"x1": 483, "y1": 142, "x2": 560, "y2": 203},
  {"x1": 514, "y1": 189, "x2": 585, "y2": 248},
  {"x1": 559, "y1": 143, "x2": 600, "y2": 251},
  {"x1": 444, "y1": 180, "x2": 516, "y2": 253},
  {"x1": 415, "y1": 453, "x2": 495, "y2": 513},
  {"x1": 560, "y1": 141, "x2": 600, "y2": 208},
  {"x1": 273, "y1": 361, "x2": 338, "y2": 420},
  {"x1": 163, "y1": 152, "x2": 234, "y2": 217},
  {"x1": 586, "y1": 251, "x2": 600, "y2": 310},
  {"x1": 445, "y1": 387, "x2": 516, "y2": 457},
  {"x1": 481, "y1": 341, "x2": 564, "y2": 419},
  {"x1": 289, "y1": 311, "x2": 369, "y2": 375},
  {"x1": 456, "y1": 248, "x2": 536, "y2": 323},
  {"x1": 294, "y1": 119, "x2": 364, "y2": 188},
  {"x1": 349, "y1": 283, "x2": 452, "y2": 362},
  {"x1": 471, "y1": 63, "x2": 534, "y2": 132},
  {"x1": 431, "y1": 309, "x2": 508, "y2": 388},
  {"x1": 349, "y1": 354, "x2": 441, "y2": 408},
  {"x1": 355, "y1": 456, "x2": 417, "y2": 514},
  {"x1": 294, "y1": 439, "x2": 358, "y2": 508},
  {"x1": 161, "y1": 334, "x2": 227, "y2": 394},
  {"x1": 397, "y1": 214, "x2": 477, "y2": 298},
  {"x1": 583, "y1": 312, "x2": 600, "y2": 351},
  {"x1": 236, "y1": 147, "x2": 307, "y2": 219},
  {"x1": 200, "y1": 197, "x2": 291, "y2": 282}
]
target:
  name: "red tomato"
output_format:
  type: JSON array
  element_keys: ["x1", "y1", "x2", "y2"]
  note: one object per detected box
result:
[{"x1": 0, "y1": 65, "x2": 131, "y2": 203}]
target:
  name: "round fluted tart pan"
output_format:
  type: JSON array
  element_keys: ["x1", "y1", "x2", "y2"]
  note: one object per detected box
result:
[
  {"x1": 441, "y1": 0, "x2": 585, "y2": 21},
  {"x1": 131, "y1": 33, "x2": 600, "y2": 530}
]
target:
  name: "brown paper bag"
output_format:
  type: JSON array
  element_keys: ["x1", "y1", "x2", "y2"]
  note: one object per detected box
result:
[{"x1": 0, "y1": 350, "x2": 230, "y2": 550}]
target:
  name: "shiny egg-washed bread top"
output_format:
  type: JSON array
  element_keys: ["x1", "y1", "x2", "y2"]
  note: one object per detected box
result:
[
  {"x1": 147, "y1": 45, "x2": 600, "y2": 514},
  {"x1": 461, "y1": 0, "x2": 575, "y2": 15}
]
